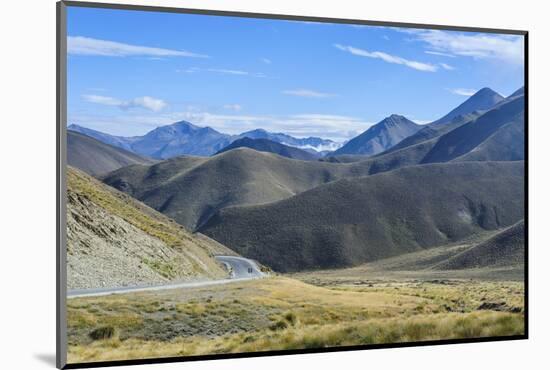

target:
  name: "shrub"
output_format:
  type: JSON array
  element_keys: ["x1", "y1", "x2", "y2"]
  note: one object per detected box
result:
[
  {"x1": 269, "y1": 320, "x2": 288, "y2": 331},
  {"x1": 284, "y1": 312, "x2": 298, "y2": 326},
  {"x1": 89, "y1": 326, "x2": 116, "y2": 341}
]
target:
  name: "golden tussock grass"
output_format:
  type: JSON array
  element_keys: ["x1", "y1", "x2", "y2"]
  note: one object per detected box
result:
[
  {"x1": 67, "y1": 277, "x2": 524, "y2": 363},
  {"x1": 68, "y1": 310, "x2": 523, "y2": 363}
]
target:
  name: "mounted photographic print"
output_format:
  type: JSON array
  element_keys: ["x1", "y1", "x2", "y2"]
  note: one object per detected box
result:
[{"x1": 56, "y1": 1, "x2": 528, "y2": 368}]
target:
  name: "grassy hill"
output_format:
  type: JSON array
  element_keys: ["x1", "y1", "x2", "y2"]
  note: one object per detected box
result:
[
  {"x1": 199, "y1": 161, "x2": 524, "y2": 272},
  {"x1": 453, "y1": 119, "x2": 525, "y2": 162},
  {"x1": 216, "y1": 137, "x2": 318, "y2": 161},
  {"x1": 435, "y1": 220, "x2": 524, "y2": 270},
  {"x1": 103, "y1": 148, "x2": 381, "y2": 229},
  {"x1": 67, "y1": 166, "x2": 232, "y2": 289},
  {"x1": 103, "y1": 98, "x2": 524, "y2": 232},
  {"x1": 68, "y1": 131, "x2": 155, "y2": 176}
]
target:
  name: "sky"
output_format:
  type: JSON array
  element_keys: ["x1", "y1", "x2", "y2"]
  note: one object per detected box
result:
[{"x1": 67, "y1": 6, "x2": 525, "y2": 142}]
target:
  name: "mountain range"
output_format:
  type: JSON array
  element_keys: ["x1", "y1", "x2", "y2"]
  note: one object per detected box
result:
[
  {"x1": 234, "y1": 128, "x2": 340, "y2": 153},
  {"x1": 68, "y1": 123, "x2": 340, "y2": 159},
  {"x1": 69, "y1": 85, "x2": 525, "y2": 274},
  {"x1": 68, "y1": 87, "x2": 508, "y2": 162},
  {"x1": 327, "y1": 87, "x2": 507, "y2": 160}
]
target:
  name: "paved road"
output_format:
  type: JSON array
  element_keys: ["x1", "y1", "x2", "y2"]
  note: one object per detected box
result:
[
  {"x1": 67, "y1": 256, "x2": 264, "y2": 299},
  {"x1": 215, "y1": 255, "x2": 264, "y2": 278}
]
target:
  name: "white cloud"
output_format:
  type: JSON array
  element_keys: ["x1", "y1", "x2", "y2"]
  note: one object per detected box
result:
[
  {"x1": 425, "y1": 50, "x2": 456, "y2": 58},
  {"x1": 176, "y1": 67, "x2": 266, "y2": 77},
  {"x1": 261, "y1": 58, "x2": 272, "y2": 64},
  {"x1": 82, "y1": 95, "x2": 121, "y2": 107},
  {"x1": 68, "y1": 36, "x2": 208, "y2": 58},
  {"x1": 439, "y1": 63, "x2": 455, "y2": 70},
  {"x1": 128, "y1": 97, "x2": 167, "y2": 112},
  {"x1": 447, "y1": 88, "x2": 477, "y2": 96},
  {"x1": 176, "y1": 67, "x2": 200, "y2": 73},
  {"x1": 82, "y1": 95, "x2": 167, "y2": 112},
  {"x1": 223, "y1": 104, "x2": 243, "y2": 112},
  {"x1": 207, "y1": 68, "x2": 249, "y2": 75},
  {"x1": 408, "y1": 30, "x2": 523, "y2": 65},
  {"x1": 208, "y1": 68, "x2": 267, "y2": 78},
  {"x1": 282, "y1": 89, "x2": 336, "y2": 98},
  {"x1": 410, "y1": 119, "x2": 433, "y2": 125},
  {"x1": 334, "y1": 44, "x2": 438, "y2": 72}
]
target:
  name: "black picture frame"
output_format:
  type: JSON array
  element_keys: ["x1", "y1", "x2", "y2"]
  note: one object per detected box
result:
[{"x1": 56, "y1": 1, "x2": 529, "y2": 368}]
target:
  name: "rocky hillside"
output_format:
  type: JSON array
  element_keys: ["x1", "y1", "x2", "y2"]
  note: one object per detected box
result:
[{"x1": 67, "y1": 166, "x2": 232, "y2": 290}]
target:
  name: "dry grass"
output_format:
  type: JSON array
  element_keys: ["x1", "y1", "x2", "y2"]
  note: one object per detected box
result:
[
  {"x1": 68, "y1": 310, "x2": 522, "y2": 363},
  {"x1": 67, "y1": 276, "x2": 524, "y2": 363}
]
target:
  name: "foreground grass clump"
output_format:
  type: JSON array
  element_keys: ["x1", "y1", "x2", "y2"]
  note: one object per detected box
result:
[
  {"x1": 67, "y1": 277, "x2": 524, "y2": 363},
  {"x1": 68, "y1": 311, "x2": 523, "y2": 362},
  {"x1": 89, "y1": 326, "x2": 116, "y2": 341}
]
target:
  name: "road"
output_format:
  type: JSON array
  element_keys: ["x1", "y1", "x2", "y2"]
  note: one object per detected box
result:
[
  {"x1": 67, "y1": 256, "x2": 264, "y2": 299},
  {"x1": 215, "y1": 255, "x2": 264, "y2": 278}
]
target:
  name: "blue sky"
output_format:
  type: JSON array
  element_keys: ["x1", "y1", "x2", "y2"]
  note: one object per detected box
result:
[{"x1": 67, "y1": 6, "x2": 524, "y2": 142}]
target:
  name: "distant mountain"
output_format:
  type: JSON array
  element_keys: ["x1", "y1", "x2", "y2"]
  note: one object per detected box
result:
[
  {"x1": 67, "y1": 166, "x2": 231, "y2": 289},
  {"x1": 67, "y1": 131, "x2": 155, "y2": 176},
  {"x1": 68, "y1": 124, "x2": 137, "y2": 151},
  {"x1": 69, "y1": 122, "x2": 339, "y2": 159},
  {"x1": 380, "y1": 112, "x2": 480, "y2": 156},
  {"x1": 237, "y1": 129, "x2": 341, "y2": 153},
  {"x1": 130, "y1": 121, "x2": 232, "y2": 158},
  {"x1": 69, "y1": 121, "x2": 231, "y2": 159},
  {"x1": 358, "y1": 90, "x2": 525, "y2": 171},
  {"x1": 431, "y1": 87, "x2": 504, "y2": 125},
  {"x1": 421, "y1": 95, "x2": 524, "y2": 163},
  {"x1": 508, "y1": 86, "x2": 525, "y2": 99},
  {"x1": 216, "y1": 137, "x2": 318, "y2": 161},
  {"x1": 199, "y1": 161, "x2": 524, "y2": 272},
  {"x1": 332, "y1": 114, "x2": 422, "y2": 156},
  {"x1": 435, "y1": 220, "x2": 524, "y2": 270}
]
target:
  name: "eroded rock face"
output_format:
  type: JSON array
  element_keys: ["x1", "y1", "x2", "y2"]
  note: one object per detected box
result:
[
  {"x1": 66, "y1": 167, "x2": 230, "y2": 290},
  {"x1": 68, "y1": 191, "x2": 174, "y2": 289}
]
